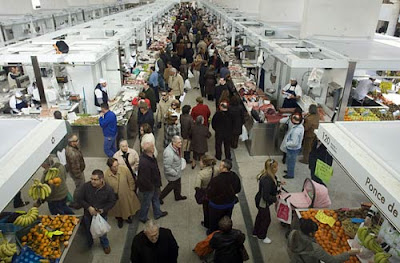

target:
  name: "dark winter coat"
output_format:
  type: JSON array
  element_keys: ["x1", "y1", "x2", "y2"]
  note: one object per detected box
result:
[
  {"x1": 210, "y1": 229, "x2": 245, "y2": 263},
  {"x1": 184, "y1": 48, "x2": 194, "y2": 64},
  {"x1": 131, "y1": 228, "x2": 179, "y2": 263},
  {"x1": 211, "y1": 110, "x2": 233, "y2": 139},
  {"x1": 204, "y1": 69, "x2": 217, "y2": 96},
  {"x1": 180, "y1": 114, "x2": 193, "y2": 139},
  {"x1": 207, "y1": 171, "x2": 241, "y2": 205},
  {"x1": 309, "y1": 140, "x2": 333, "y2": 175},
  {"x1": 255, "y1": 175, "x2": 278, "y2": 209},
  {"x1": 229, "y1": 104, "x2": 245, "y2": 136},
  {"x1": 138, "y1": 110, "x2": 154, "y2": 132},
  {"x1": 190, "y1": 123, "x2": 211, "y2": 154},
  {"x1": 137, "y1": 153, "x2": 162, "y2": 192},
  {"x1": 215, "y1": 84, "x2": 228, "y2": 107},
  {"x1": 199, "y1": 64, "x2": 207, "y2": 87}
]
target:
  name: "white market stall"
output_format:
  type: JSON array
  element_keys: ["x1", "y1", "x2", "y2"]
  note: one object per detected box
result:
[
  {"x1": 0, "y1": 119, "x2": 66, "y2": 212},
  {"x1": 316, "y1": 121, "x2": 400, "y2": 231}
]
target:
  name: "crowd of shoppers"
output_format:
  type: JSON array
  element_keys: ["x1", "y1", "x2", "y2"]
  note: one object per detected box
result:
[{"x1": 35, "y1": 3, "x2": 340, "y2": 262}]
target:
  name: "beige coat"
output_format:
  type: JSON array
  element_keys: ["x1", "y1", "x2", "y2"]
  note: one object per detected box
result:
[
  {"x1": 113, "y1": 148, "x2": 139, "y2": 173},
  {"x1": 104, "y1": 166, "x2": 140, "y2": 219},
  {"x1": 168, "y1": 74, "x2": 184, "y2": 97},
  {"x1": 195, "y1": 166, "x2": 220, "y2": 189},
  {"x1": 156, "y1": 97, "x2": 173, "y2": 124}
]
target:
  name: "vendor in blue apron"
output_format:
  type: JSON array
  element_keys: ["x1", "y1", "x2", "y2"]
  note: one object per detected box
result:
[
  {"x1": 94, "y1": 78, "x2": 109, "y2": 112},
  {"x1": 281, "y1": 78, "x2": 303, "y2": 109},
  {"x1": 9, "y1": 90, "x2": 28, "y2": 114}
]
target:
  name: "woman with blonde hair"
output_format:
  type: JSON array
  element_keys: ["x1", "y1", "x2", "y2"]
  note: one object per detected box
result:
[
  {"x1": 194, "y1": 154, "x2": 219, "y2": 228},
  {"x1": 252, "y1": 159, "x2": 280, "y2": 244}
]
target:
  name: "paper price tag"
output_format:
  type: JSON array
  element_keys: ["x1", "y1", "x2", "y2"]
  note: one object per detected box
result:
[{"x1": 315, "y1": 210, "x2": 336, "y2": 227}]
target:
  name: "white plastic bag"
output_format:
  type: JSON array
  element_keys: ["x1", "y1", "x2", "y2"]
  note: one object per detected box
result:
[
  {"x1": 57, "y1": 149, "x2": 67, "y2": 166},
  {"x1": 179, "y1": 92, "x2": 186, "y2": 103},
  {"x1": 184, "y1": 79, "x2": 192, "y2": 90},
  {"x1": 240, "y1": 125, "x2": 249, "y2": 141},
  {"x1": 188, "y1": 69, "x2": 194, "y2": 79},
  {"x1": 90, "y1": 214, "x2": 111, "y2": 239},
  {"x1": 276, "y1": 197, "x2": 292, "y2": 224}
]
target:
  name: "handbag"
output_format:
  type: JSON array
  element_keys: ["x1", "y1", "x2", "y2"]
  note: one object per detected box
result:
[
  {"x1": 194, "y1": 167, "x2": 214, "y2": 204},
  {"x1": 240, "y1": 245, "x2": 250, "y2": 261}
]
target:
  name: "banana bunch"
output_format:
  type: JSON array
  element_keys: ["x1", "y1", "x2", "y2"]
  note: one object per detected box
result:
[
  {"x1": 374, "y1": 252, "x2": 391, "y2": 263},
  {"x1": 44, "y1": 168, "x2": 59, "y2": 182},
  {"x1": 364, "y1": 233, "x2": 383, "y2": 253},
  {"x1": 13, "y1": 207, "x2": 39, "y2": 227},
  {"x1": 28, "y1": 180, "x2": 51, "y2": 200},
  {"x1": 357, "y1": 226, "x2": 369, "y2": 245},
  {"x1": 0, "y1": 241, "x2": 17, "y2": 263}
]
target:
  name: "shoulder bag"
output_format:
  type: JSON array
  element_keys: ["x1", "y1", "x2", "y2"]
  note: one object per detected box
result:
[{"x1": 195, "y1": 166, "x2": 214, "y2": 204}]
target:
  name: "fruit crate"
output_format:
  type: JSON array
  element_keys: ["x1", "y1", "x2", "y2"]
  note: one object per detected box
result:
[
  {"x1": 15, "y1": 220, "x2": 41, "y2": 248},
  {"x1": 15, "y1": 216, "x2": 81, "y2": 263}
]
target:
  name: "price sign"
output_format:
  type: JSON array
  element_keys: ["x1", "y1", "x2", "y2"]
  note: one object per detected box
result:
[{"x1": 315, "y1": 210, "x2": 336, "y2": 227}]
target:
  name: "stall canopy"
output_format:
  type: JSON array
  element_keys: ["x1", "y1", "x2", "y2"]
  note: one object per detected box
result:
[
  {"x1": 0, "y1": 119, "x2": 66, "y2": 212},
  {"x1": 316, "y1": 121, "x2": 400, "y2": 230}
]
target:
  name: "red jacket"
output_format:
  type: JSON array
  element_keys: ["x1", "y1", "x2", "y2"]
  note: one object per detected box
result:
[
  {"x1": 132, "y1": 97, "x2": 151, "y2": 109},
  {"x1": 191, "y1": 104, "x2": 211, "y2": 126}
]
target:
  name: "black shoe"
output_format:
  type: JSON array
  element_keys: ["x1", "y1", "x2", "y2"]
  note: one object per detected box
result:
[
  {"x1": 139, "y1": 218, "x2": 147, "y2": 224},
  {"x1": 126, "y1": 217, "x2": 132, "y2": 224},
  {"x1": 14, "y1": 201, "x2": 30, "y2": 209},
  {"x1": 283, "y1": 175, "x2": 294, "y2": 179},
  {"x1": 155, "y1": 211, "x2": 168, "y2": 219},
  {"x1": 160, "y1": 199, "x2": 164, "y2": 205},
  {"x1": 117, "y1": 218, "x2": 123, "y2": 228},
  {"x1": 175, "y1": 196, "x2": 187, "y2": 201},
  {"x1": 283, "y1": 170, "x2": 287, "y2": 173}
]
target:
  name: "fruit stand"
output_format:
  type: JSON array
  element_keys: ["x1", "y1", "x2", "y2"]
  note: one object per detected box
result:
[
  {"x1": 316, "y1": 121, "x2": 400, "y2": 262},
  {"x1": 296, "y1": 207, "x2": 369, "y2": 263}
]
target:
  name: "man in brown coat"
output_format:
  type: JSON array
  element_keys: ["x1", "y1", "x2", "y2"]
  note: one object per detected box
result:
[
  {"x1": 300, "y1": 105, "x2": 320, "y2": 164},
  {"x1": 66, "y1": 134, "x2": 86, "y2": 209}
]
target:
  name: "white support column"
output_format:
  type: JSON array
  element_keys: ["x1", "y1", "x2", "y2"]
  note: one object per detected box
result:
[
  {"x1": 150, "y1": 22, "x2": 154, "y2": 40},
  {"x1": 385, "y1": 0, "x2": 400, "y2": 36},
  {"x1": 231, "y1": 27, "x2": 236, "y2": 47}
]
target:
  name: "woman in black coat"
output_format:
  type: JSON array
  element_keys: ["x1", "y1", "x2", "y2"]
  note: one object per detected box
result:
[
  {"x1": 253, "y1": 159, "x2": 279, "y2": 244},
  {"x1": 228, "y1": 95, "x2": 245, "y2": 149},
  {"x1": 183, "y1": 42, "x2": 194, "y2": 64},
  {"x1": 308, "y1": 139, "x2": 333, "y2": 186},
  {"x1": 199, "y1": 61, "x2": 208, "y2": 98},
  {"x1": 190, "y1": 115, "x2": 211, "y2": 168},
  {"x1": 204, "y1": 65, "x2": 217, "y2": 101}
]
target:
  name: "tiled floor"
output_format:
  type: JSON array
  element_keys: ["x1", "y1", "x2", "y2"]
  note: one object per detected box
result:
[{"x1": 6, "y1": 79, "x2": 369, "y2": 263}]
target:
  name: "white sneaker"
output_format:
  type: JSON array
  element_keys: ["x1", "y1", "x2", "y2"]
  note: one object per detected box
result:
[{"x1": 262, "y1": 237, "x2": 272, "y2": 244}]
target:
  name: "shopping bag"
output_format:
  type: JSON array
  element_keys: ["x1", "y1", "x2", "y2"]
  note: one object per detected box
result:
[
  {"x1": 276, "y1": 197, "x2": 292, "y2": 224},
  {"x1": 184, "y1": 79, "x2": 192, "y2": 90},
  {"x1": 179, "y1": 92, "x2": 186, "y2": 103},
  {"x1": 188, "y1": 69, "x2": 194, "y2": 79},
  {"x1": 56, "y1": 149, "x2": 66, "y2": 166},
  {"x1": 239, "y1": 125, "x2": 249, "y2": 141},
  {"x1": 90, "y1": 214, "x2": 111, "y2": 239},
  {"x1": 315, "y1": 159, "x2": 333, "y2": 185}
]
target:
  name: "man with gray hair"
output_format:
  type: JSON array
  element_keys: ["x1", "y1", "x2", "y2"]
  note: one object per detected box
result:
[
  {"x1": 137, "y1": 141, "x2": 168, "y2": 223},
  {"x1": 131, "y1": 219, "x2": 179, "y2": 262},
  {"x1": 159, "y1": 135, "x2": 186, "y2": 204},
  {"x1": 65, "y1": 134, "x2": 86, "y2": 209},
  {"x1": 168, "y1": 67, "x2": 184, "y2": 100}
]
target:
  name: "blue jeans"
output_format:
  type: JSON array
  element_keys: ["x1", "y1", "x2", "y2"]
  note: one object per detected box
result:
[
  {"x1": 286, "y1": 148, "x2": 301, "y2": 178},
  {"x1": 138, "y1": 188, "x2": 162, "y2": 222},
  {"x1": 104, "y1": 135, "x2": 117, "y2": 158},
  {"x1": 158, "y1": 75, "x2": 166, "y2": 91},
  {"x1": 48, "y1": 198, "x2": 74, "y2": 215},
  {"x1": 83, "y1": 214, "x2": 109, "y2": 248}
]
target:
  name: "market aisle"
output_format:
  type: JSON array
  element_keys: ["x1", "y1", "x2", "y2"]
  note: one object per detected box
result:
[{"x1": 6, "y1": 87, "x2": 370, "y2": 263}]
